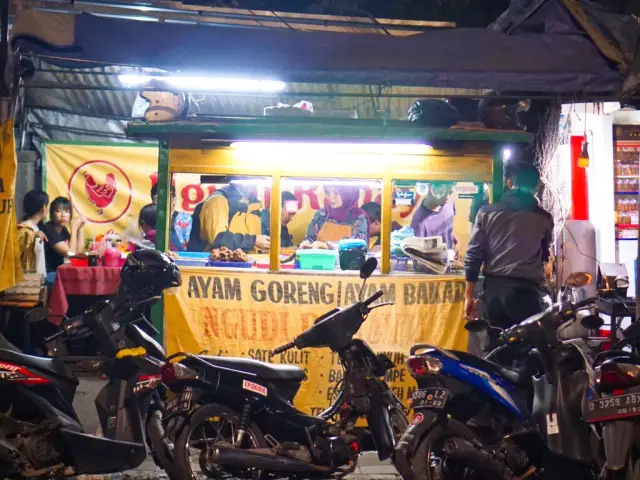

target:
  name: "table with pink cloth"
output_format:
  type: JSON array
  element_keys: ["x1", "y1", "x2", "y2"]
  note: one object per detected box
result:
[{"x1": 48, "y1": 266, "x2": 121, "y2": 324}]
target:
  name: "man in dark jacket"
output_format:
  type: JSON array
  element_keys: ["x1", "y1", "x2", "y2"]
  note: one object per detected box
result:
[{"x1": 464, "y1": 160, "x2": 553, "y2": 329}]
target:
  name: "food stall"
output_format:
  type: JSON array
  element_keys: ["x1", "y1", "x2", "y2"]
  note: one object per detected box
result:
[{"x1": 127, "y1": 116, "x2": 531, "y2": 413}]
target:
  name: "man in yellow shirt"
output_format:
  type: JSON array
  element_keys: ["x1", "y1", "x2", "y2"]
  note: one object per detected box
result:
[{"x1": 187, "y1": 179, "x2": 270, "y2": 253}]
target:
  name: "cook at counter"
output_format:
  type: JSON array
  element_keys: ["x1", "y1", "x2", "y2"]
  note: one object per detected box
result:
[
  {"x1": 187, "y1": 178, "x2": 271, "y2": 253},
  {"x1": 299, "y1": 186, "x2": 369, "y2": 250},
  {"x1": 362, "y1": 201, "x2": 402, "y2": 251},
  {"x1": 261, "y1": 191, "x2": 298, "y2": 248},
  {"x1": 410, "y1": 182, "x2": 460, "y2": 259}
]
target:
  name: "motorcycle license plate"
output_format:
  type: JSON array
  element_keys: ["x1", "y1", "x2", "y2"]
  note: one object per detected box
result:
[
  {"x1": 411, "y1": 388, "x2": 448, "y2": 409},
  {"x1": 166, "y1": 389, "x2": 192, "y2": 414},
  {"x1": 586, "y1": 393, "x2": 640, "y2": 423}
]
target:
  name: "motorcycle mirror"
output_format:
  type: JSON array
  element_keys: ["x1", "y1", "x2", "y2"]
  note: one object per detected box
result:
[
  {"x1": 360, "y1": 257, "x2": 377, "y2": 280},
  {"x1": 565, "y1": 272, "x2": 592, "y2": 288},
  {"x1": 24, "y1": 306, "x2": 49, "y2": 324},
  {"x1": 465, "y1": 319, "x2": 490, "y2": 333},
  {"x1": 581, "y1": 314, "x2": 604, "y2": 330}
]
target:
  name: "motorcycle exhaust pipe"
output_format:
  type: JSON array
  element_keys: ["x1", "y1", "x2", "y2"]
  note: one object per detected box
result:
[
  {"x1": 442, "y1": 437, "x2": 508, "y2": 477},
  {"x1": 212, "y1": 446, "x2": 327, "y2": 473}
]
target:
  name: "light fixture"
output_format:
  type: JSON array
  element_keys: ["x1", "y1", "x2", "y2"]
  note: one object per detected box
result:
[
  {"x1": 578, "y1": 140, "x2": 590, "y2": 168},
  {"x1": 281, "y1": 179, "x2": 382, "y2": 188},
  {"x1": 503, "y1": 148, "x2": 512, "y2": 161},
  {"x1": 229, "y1": 178, "x2": 273, "y2": 186},
  {"x1": 578, "y1": 104, "x2": 590, "y2": 168},
  {"x1": 230, "y1": 141, "x2": 433, "y2": 155},
  {"x1": 118, "y1": 74, "x2": 286, "y2": 93}
]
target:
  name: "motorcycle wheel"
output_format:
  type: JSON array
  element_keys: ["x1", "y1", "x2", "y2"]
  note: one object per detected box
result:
[
  {"x1": 411, "y1": 418, "x2": 490, "y2": 480},
  {"x1": 390, "y1": 406, "x2": 409, "y2": 442},
  {"x1": 630, "y1": 457, "x2": 640, "y2": 480},
  {"x1": 174, "y1": 403, "x2": 267, "y2": 480},
  {"x1": 602, "y1": 456, "x2": 640, "y2": 480}
]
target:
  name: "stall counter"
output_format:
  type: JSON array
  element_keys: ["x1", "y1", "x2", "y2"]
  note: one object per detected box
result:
[{"x1": 165, "y1": 265, "x2": 466, "y2": 413}]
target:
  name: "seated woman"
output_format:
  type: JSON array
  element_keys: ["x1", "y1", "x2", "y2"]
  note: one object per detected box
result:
[
  {"x1": 300, "y1": 186, "x2": 368, "y2": 249},
  {"x1": 42, "y1": 197, "x2": 85, "y2": 284},
  {"x1": 139, "y1": 204, "x2": 157, "y2": 245},
  {"x1": 17, "y1": 189, "x2": 49, "y2": 276},
  {"x1": 169, "y1": 187, "x2": 192, "y2": 251}
]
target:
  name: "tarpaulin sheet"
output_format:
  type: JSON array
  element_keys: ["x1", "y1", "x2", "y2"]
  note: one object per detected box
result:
[{"x1": 11, "y1": 10, "x2": 624, "y2": 93}]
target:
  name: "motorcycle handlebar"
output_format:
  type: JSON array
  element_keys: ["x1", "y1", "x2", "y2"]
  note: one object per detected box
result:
[
  {"x1": 363, "y1": 290, "x2": 384, "y2": 307},
  {"x1": 482, "y1": 337, "x2": 507, "y2": 353},
  {"x1": 44, "y1": 316, "x2": 85, "y2": 344},
  {"x1": 271, "y1": 290, "x2": 386, "y2": 356},
  {"x1": 271, "y1": 341, "x2": 296, "y2": 356},
  {"x1": 480, "y1": 296, "x2": 598, "y2": 354},
  {"x1": 573, "y1": 296, "x2": 597, "y2": 310}
]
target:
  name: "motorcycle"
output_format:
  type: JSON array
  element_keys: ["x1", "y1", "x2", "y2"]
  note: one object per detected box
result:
[
  {"x1": 161, "y1": 257, "x2": 408, "y2": 479},
  {"x1": 0, "y1": 250, "x2": 180, "y2": 478},
  {"x1": 394, "y1": 297, "x2": 601, "y2": 480},
  {"x1": 582, "y1": 298, "x2": 640, "y2": 480}
]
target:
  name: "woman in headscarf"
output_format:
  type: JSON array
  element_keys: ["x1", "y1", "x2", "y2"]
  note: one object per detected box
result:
[{"x1": 299, "y1": 185, "x2": 369, "y2": 249}]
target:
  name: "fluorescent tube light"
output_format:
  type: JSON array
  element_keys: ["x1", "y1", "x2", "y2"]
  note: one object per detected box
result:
[
  {"x1": 230, "y1": 141, "x2": 433, "y2": 155},
  {"x1": 118, "y1": 74, "x2": 286, "y2": 92}
]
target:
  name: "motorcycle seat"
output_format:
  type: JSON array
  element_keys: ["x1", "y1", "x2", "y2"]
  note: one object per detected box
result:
[
  {"x1": 199, "y1": 356, "x2": 306, "y2": 381},
  {"x1": 0, "y1": 349, "x2": 78, "y2": 384}
]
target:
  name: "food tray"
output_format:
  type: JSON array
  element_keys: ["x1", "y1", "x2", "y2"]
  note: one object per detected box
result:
[
  {"x1": 174, "y1": 258, "x2": 208, "y2": 267},
  {"x1": 177, "y1": 252, "x2": 210, "y2": 259},
  {"x1": 174, "y1": 251, "x2": 212, "y2": 267},
  {"x1": 206, "y1": 261, "x2": 254, "y2": 268}
]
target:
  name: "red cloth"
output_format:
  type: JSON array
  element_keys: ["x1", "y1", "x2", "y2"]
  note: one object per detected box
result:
[{"x1": 48, "y1": 265, "x2": 121, "y2": 324}]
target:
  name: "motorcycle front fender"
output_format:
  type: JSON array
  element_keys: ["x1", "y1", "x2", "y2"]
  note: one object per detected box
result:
[
  {"x1": 393, "y1": 410, "x2": 440, "y2": 480},
  {"x1": 367, "y1": 390, "x2": 395, "y2": 461}
]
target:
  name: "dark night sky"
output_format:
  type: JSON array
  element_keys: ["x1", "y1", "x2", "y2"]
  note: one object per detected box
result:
[{"x1": 197, "y1": 0, "x2": 512, "y2": 27}]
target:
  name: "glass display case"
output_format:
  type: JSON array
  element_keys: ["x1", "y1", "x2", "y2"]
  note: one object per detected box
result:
[{"x1": 614, "y1": 125, "x2": 640, "y2": 240}]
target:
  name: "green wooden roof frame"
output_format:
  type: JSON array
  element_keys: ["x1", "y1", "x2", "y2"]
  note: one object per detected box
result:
[
  {"x1": 127, "y1": 116, "x2": 534, "y2": 144},
  {"x1": 127, "y1": 116, "x2": 532, "y2": 344}
]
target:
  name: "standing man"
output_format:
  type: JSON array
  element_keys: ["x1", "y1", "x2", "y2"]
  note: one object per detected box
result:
[{"x1": 464, "y1": 160, "x2": 553, "y2": 329}]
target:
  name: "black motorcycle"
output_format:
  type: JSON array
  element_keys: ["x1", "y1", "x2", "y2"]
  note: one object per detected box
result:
[
  {"x1": 161, "y1": 257, "x2": 408, "y2": 479},
  {"x1": 0, "y1": 250, "x2": 180, "y2": 479},
  {"x1": 582, "y1": 305, "x2": 640, "y2": 480}
]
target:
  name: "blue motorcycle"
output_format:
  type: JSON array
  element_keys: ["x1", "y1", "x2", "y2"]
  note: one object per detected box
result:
[{"x1": 394, "y1": 298, "x2": 601, "y2": 480}]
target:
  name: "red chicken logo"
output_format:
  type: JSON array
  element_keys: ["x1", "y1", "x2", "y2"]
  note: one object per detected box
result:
[{"x1": 84, "y1": 172, "x2": 117, "y2": 215}]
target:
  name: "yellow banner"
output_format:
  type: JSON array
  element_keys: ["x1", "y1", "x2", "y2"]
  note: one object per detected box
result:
[
  {"x1": 0, "y1": 120, "x2": 23, "y2": 291},
  {"x1": 43, "y1": 143, "x2": 159, "y2": 240},
  {"x1": 165, "y1": 269, "x2": 467, "y2": 414}
]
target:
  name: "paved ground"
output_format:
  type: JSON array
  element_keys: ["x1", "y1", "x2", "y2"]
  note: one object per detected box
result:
[{"x1": 73, "y1": 375, "x2": 400, "y2": 479}]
